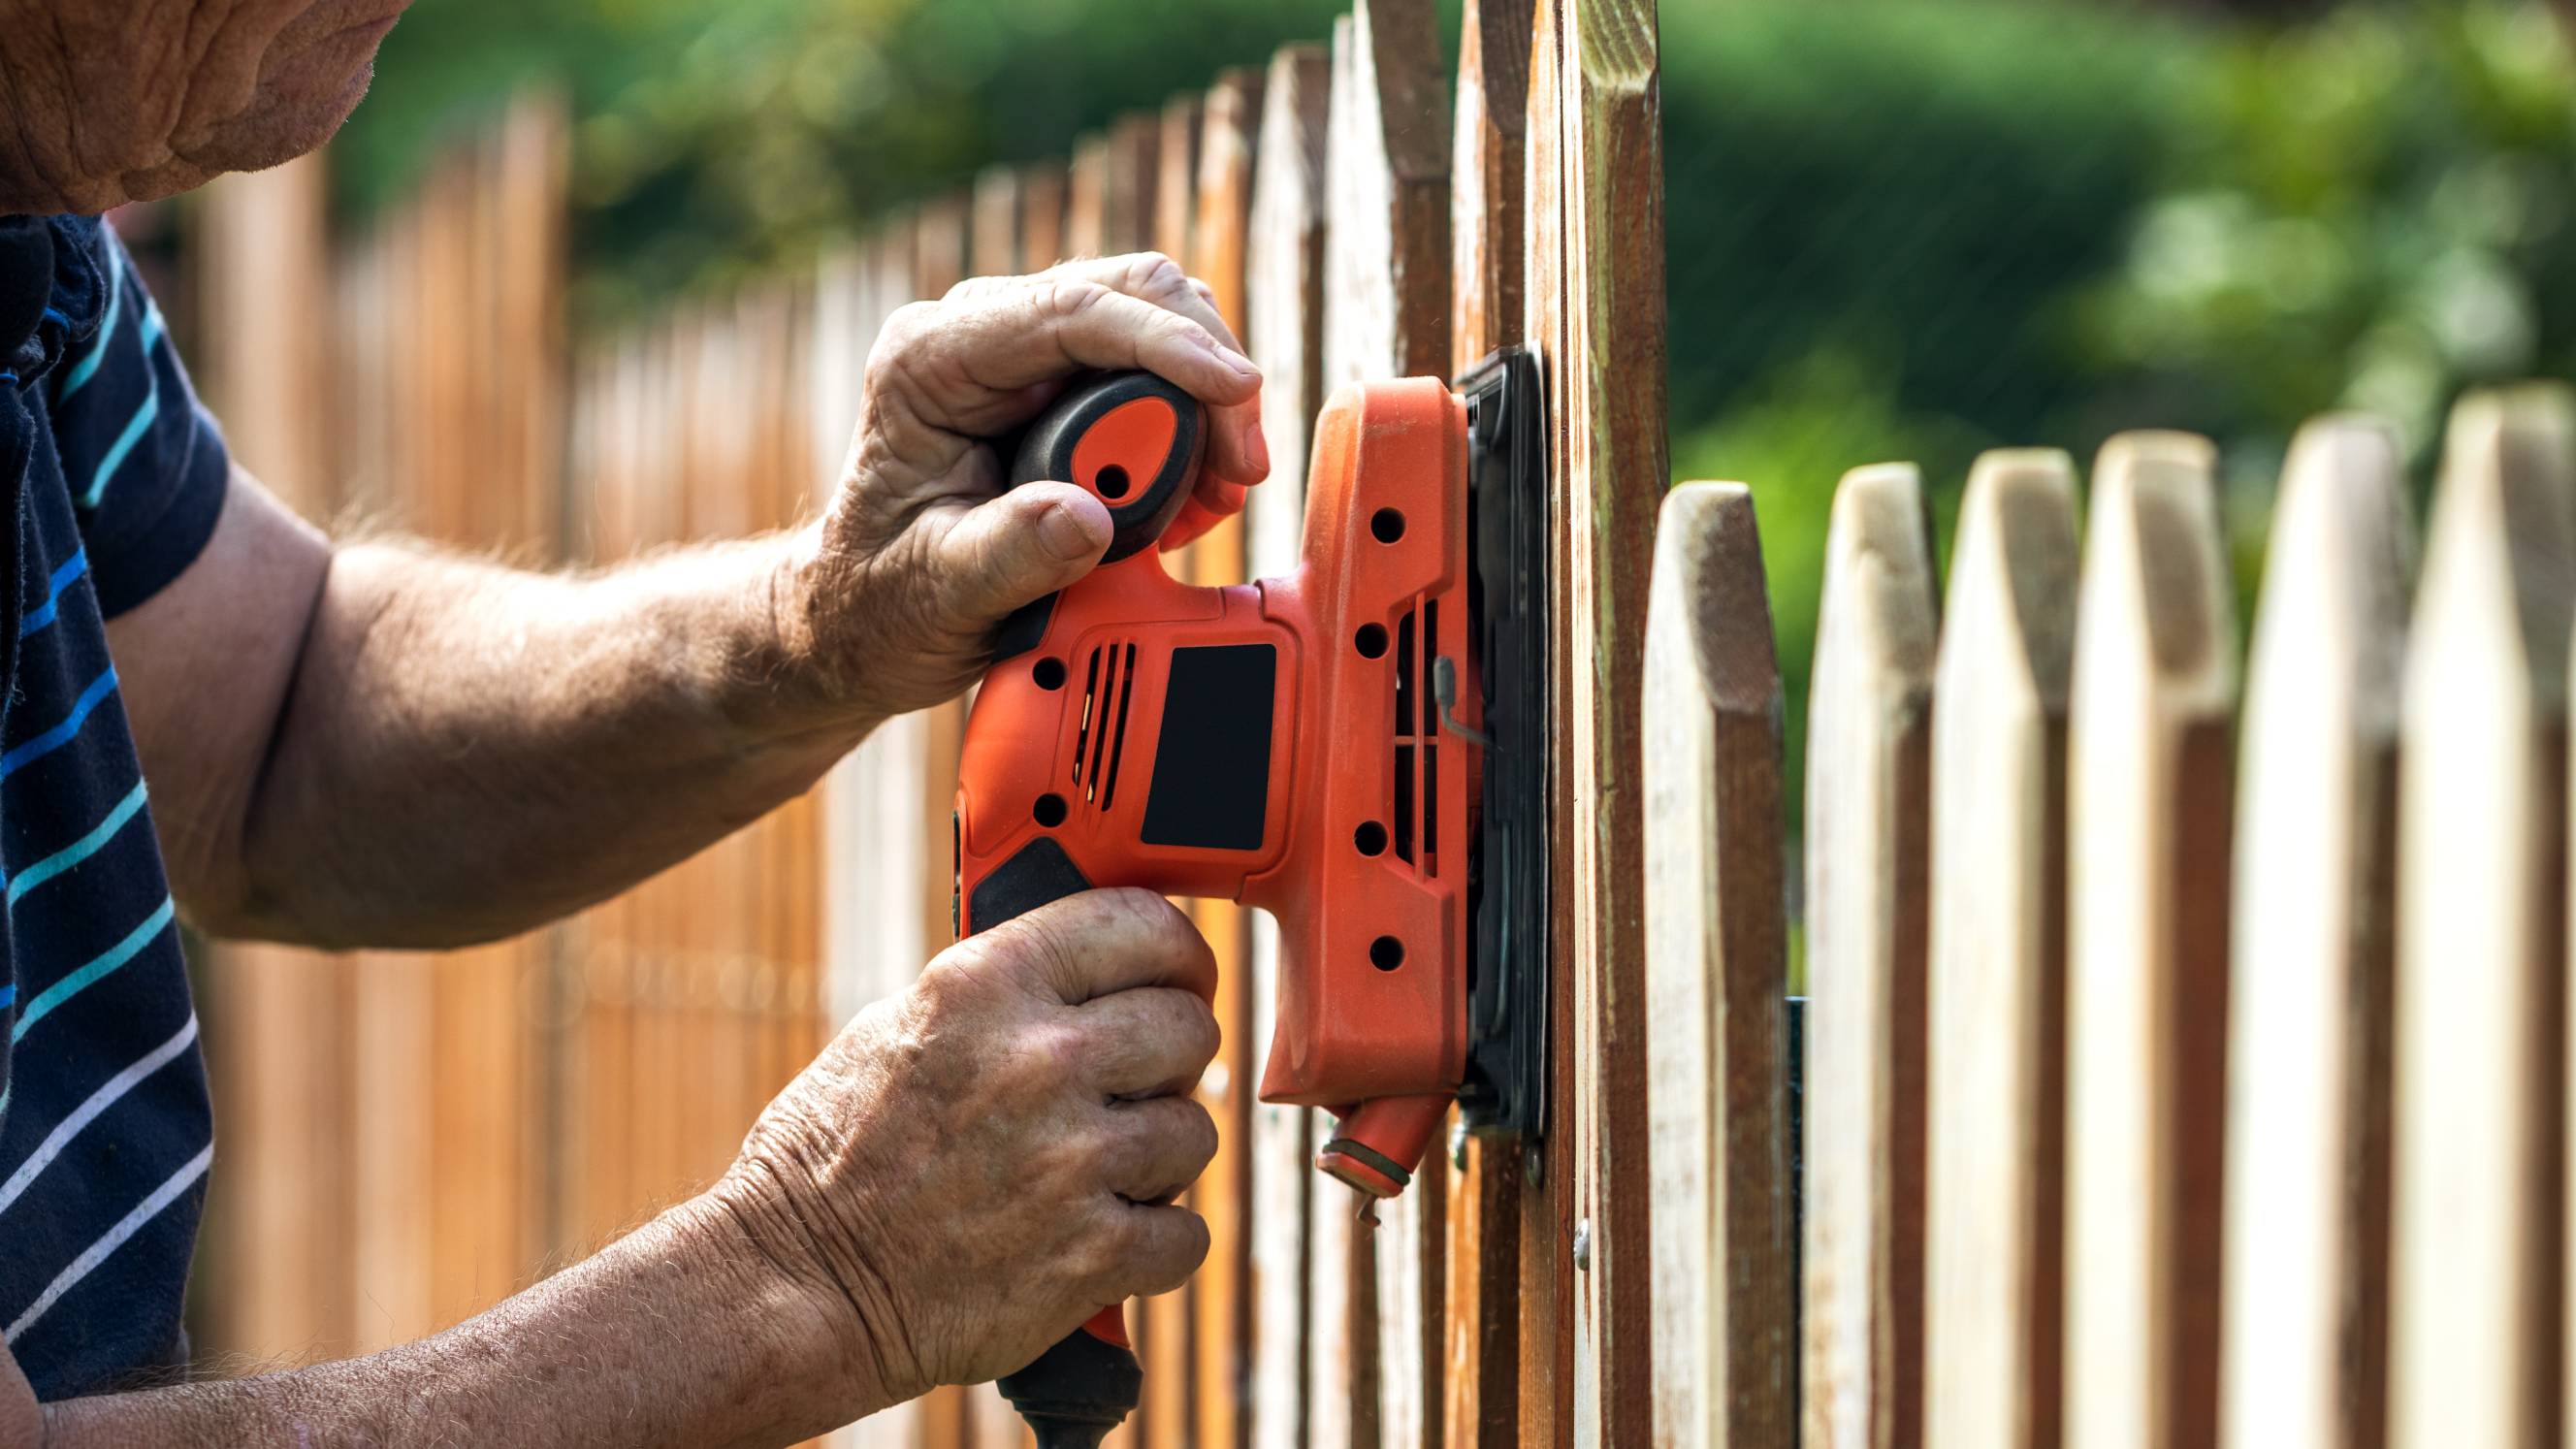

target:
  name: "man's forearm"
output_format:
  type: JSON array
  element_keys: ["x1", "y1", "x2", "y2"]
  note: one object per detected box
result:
[
  {"x1": 38, "y1": 1191, "x2": 882, "y2": 1448},
  {"x1": 230, "y1": 531, "x2": 869, "y2": 948}
]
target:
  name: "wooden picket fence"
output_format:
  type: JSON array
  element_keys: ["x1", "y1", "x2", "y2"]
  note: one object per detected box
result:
[{"x1": 1648, "y1": 384, "x2": 2576, "y2": 1449}]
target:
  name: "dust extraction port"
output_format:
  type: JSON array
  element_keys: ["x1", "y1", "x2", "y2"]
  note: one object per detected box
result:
[
  {"x1": 1354, "y1": 821, "x2": 1388, "y2": 856},
  {"x1": 1369, "y1": 935, "x2": 1404, "y2": 971},
  {"x1": 1034, "y1": 792, "x2": 1069, "y2": 828},
  {"x1": 1032, "y1": 658, "x2": 1066, "y2": 691}
]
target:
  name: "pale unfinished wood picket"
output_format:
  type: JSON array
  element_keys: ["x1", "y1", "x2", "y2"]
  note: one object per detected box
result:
[
  {"x1": 1924, "y1": 451, "x2": 2077, "y2": 1449},
  {"x1": 2389, "y1": 386, "x2": 2576, "y2": 1449},
  {"x1": 2065, "y1": 432, "x2": 2237, "y2": 1449},
  {"x1": 1801, "y1": 464, "x2": 1936, "y2": 1449},
  {"x1": 1643, "y1": 483, "x2": 1795, "y2": 1449},
  {"x1": 2219, "y1": 418, "x2": 2409, "y2": 1449}
]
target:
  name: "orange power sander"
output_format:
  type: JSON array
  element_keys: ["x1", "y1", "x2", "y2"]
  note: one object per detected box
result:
[{"x1": 951, "y1": 350, "x2": 1550, "y2": 1446}]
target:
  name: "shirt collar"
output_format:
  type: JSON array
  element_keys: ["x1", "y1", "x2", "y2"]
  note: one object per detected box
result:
[{"x1": 0, "y1": 215, "x2": 111, "y2": 386}]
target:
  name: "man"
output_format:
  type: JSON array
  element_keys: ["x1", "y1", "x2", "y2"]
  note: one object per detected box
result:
[{"x1": 0, "y1": 4, "x2": 1265, "y2": 1443}]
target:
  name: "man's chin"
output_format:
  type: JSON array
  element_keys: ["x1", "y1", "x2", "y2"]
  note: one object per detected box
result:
[{"x1": 140, "y1": 62, "x2": 376, "y2": 206}]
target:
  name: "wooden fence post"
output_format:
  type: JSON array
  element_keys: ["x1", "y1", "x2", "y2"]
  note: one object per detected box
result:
[
  {"x1": 2064, "y1": 432, "x2": 2237, "y2": 1449},
  {"x1": 1524, "y1": 0, "x2": 1667, "y2": 1440},
  {"x1": 1924, "y1": 450, "x2": 2078, "y2": 1449},
  {"x1": 1443, "y1": 0, "x2": 1532, "y2": 1441},
  {"x1": 1642, "y1": 483, "x2": 1796, "y2": 1449},
  {"x1": 1242, "y1": 41, "x2": 1331, "y2": 1449},
  {"x1": 1802, "y1": 464, "x2": 1935, "y2": 1449},
  {"x1": 2389, "y1": 386, "x2": 2575, "y2": 1449},
  {"x1": 2219, "y1": 418, "x2": 2408, "y2": 1449}
]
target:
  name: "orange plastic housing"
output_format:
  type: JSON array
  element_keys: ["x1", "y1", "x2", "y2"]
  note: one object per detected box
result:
[{"x1": 955, "y1": 376, "x2": 1479, "y2": 1196}]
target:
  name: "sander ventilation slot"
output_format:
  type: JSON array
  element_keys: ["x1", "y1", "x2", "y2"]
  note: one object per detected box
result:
[
  {"x1": 1073, "y1": 642, "x2": 1139, "y2": 811},
  {"x1": 1389, "y1": 599, "x2": 1439, "y2": 878}
]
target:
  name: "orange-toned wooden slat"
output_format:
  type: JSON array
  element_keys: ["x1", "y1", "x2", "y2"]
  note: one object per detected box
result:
[
  {"x1": 2389, "y1": 387, "x2": 2575, "y2": 1449},
  {"x1": 189, "y1": 152, "x2": 361, "y2": 1365},
  {"x1": 1154, "y1": 95, "x2": 1203, "y2": 269},
  {"x1": 1923, "y1": 450, "x2": 2078, "y2": 1449},
  {"x1": 1319, "y1": 4, "x2": 1450, "y2": 1438},
  {"x1": 1515, "y1": 5, "x2": 1574, "y2": 1440},
  {"x1": 2064, "y1": 432, "x2": 2237, "y2": 1449},
  {"x1": 1802, "y1": 464, "x2": 1935, "y2": 1449},
  {"x1": 1068, "y1": 136, "x2": 1111, "y2": 259},
  {"x1": 1642, "y1": 481, "x2": 1795, "y2": 1449},
  {"x1": 1020, "y1": 164, "x2": 1070, "y2": 274},
  {"x1": 1173, "y1": 62, "x2": 1265, "y2": 1449},
  {"x1": 2219, "y1": 417, "x2": 2407, "y2": 1449},
  {"x1": 1240, "y1": 38, "x2": 1333, "y2": 1449},
  {"x1": 974, "y1": 166, "x2": 1025, "y2": 277},
  {"x1": 1441, "y1": 1, "x2": 1530, "y2": 1438},
  {"x1": 1109, "y1": 113, "x2": 1162, "y2": 257}
]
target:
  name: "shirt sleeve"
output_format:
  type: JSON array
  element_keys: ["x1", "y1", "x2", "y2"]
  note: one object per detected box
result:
[{"x1": 43, "y1": 227, "x2": 230, "y2": 619}]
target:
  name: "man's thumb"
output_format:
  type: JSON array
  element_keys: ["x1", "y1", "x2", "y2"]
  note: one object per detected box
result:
[{"x1": 935, "y1": 483, "x2": 1113, "y2": 624}]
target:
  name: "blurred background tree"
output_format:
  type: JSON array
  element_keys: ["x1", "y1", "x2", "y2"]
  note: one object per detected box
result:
[{"x1": 331, "y1": 0, "x2": 2576, "y2": 836}]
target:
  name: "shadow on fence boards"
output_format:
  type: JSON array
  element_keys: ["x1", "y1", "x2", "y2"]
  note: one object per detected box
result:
[{"x1": 179, "y1": 0, "x2": 2570, "y2": 1446}]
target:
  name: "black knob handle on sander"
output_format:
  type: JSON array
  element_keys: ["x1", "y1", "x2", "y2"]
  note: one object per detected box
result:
[
  {"x1": 1007, "y1": 370, "x2": 1207, "y2": 564},
  {"x1": 995, "y1": 1322, "x2": 1144, "y2": 1449}
]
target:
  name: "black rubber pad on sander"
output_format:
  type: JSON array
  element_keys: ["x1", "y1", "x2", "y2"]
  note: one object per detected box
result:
[{"x1": 1454, "y1": 347, "x2": 1550, "y2": 1146}]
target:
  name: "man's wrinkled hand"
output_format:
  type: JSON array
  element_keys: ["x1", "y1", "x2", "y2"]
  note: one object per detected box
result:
[
  {"x1": 788, "y1": 253, "x2": 1267, "y2": 724},
  {"x1": 713, "y1": 889, "x2": 1222, "y2": 1402}
]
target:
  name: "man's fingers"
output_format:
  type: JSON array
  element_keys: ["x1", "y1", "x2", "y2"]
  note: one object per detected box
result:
[
  {"x1": 1077, "y1": 986, "x2": 1222, "y2": 1100},
  {"x1": 927, "y1": 482, "x2": 1111, "y2": 625},
  {"x1": 1094, "y1": 1094, "x2": 1219, "y2": 1208},
  {"x1": 985, "y1": 888, "x2": 1219, "y2": 1007},
  {"x1": 1095, "y1": 1201, "x2": 1212, "y2": 1301},
  {"x1": 1034, "y1": 256, "x2": 1267, "y2": 485}
]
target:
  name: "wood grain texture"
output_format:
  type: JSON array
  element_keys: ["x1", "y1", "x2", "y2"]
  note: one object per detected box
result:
[
  {"x1": 1925, "y1": 451, "x2": 2078, "y2": 1449},
  {"x1": 1241, "y1": 39, "x2": 1330, "y2": 1449},
  {"x1": 2220, "y1": 418, "x2": 2408, "y2": 1449},
  {"x1": 1802, "y1": 464, "x2": 1936, "y2": 1449},
  {"x1": 1442, "y1": 2, "x2": 1532, "y2": 1440},
  {"x1": 972, "y1": 166, "x2": 1023, "y2": 276},
  {"x1": 1181, "y1": 63, "x2": 1262, "y2": 1449},
  {"x1": 1518, "y1": 4, "x2": 1576, "y2": 1440},
  {"x1": 1540, "y1": 0, "x2": 1667, "y2": 1440},
  {"x1": 2389, "y1": 387, "x2": 2575, "y2": 1449},
  {"x1": 1643, "y1": 483, "x2": 1795, "y2": 1449},
  {"x1": 1321, "y1": 5, "x2": 1451, "y2": 1440},
  {"x1": 2065, "y1": 432, "x2": 2238, "y2": 1449}
]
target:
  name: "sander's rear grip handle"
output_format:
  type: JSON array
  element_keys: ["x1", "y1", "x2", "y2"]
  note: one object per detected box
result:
[{"x1": 977, "y1": 370, "x2": 1200, "y2": 1445}]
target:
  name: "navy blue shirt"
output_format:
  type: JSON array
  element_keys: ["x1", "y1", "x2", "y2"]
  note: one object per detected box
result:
[{"x1": 0, "y1": 214, "x2": 226, "y2": 1399}]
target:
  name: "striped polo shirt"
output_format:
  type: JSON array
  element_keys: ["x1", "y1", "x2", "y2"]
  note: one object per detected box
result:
[{"x1": 0, "y1": 214, "x2": 226, "y2": 1399}]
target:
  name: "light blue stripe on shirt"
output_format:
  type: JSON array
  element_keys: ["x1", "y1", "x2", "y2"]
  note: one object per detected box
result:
[
  {"x1": 8, "y1": 781, "x2": 147, "y2": 908},
  {"x1": 12, "y1": 896, "x2": 176, "y2": 1045},
  {"x1": 79, "y1": 387, "x2": 160, "y2": 509},
  {"x1": 18, "y1": 550, "x2": 88, "y2": 639},
  {"x1": 139, "y1": 299, "x2": 165, "y2": 352},
  {"x1": 0, "y1": 666, "x2": 118, "y2": 781},
  {"x1": 53, "y1": 261, "x2": 120, "y2": 402}
]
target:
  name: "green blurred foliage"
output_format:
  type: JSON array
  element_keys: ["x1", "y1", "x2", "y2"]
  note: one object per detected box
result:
[
  {"x1": 339, "y1": 0, "x2": 2576, "y2": 844},
  {"x1": 1664, "y1": 0, "x2": 2576, "y2": 833},
  {"x1": 339, "y1": 0, "x2": 1379, "y2": 313}
]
